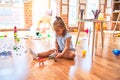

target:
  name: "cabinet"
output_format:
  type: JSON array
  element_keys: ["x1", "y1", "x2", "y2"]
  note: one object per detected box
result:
[
  {"x1": 112, "y1": 0, "x2": 120, "y2": 30},
  {"x1": 112, "y1": 0, "x2": 120, "y2": 21}
]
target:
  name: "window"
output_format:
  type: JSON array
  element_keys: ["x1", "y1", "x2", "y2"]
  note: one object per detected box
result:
[
  {"x1": 69, "y1": 0, "x2": 78, "y2": 27},
  {"x1": 0, "y1": 1, "x2": 24, "y2": 29},
  {"x1": 32, "y1": 0, "x2": 56, "y2": 30}
]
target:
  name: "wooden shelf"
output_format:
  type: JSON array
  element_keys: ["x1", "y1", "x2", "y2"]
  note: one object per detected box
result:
[
  {"x1": 113, "y1": 11, "x2": 120, "y2": 13},
  {"x1": 112, "y1": 0, "x2": 120, "y2": 30},
  {"x1": 112, "y1": 0, "x2": 120, "y2": 20},
  {"x1": 113, "y1": 1, "x2": 120, "y2": 3}
]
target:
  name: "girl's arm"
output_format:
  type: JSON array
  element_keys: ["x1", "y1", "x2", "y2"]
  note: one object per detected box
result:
[
  {"x1": 61, "y1": 37, "x2": 71, "y2": 55},
  {"x1": 56, "y1": 37, "x2": 71, "y2": 58},
  {"x1": 55, "y1": 38, "x2": 59, "y2": 52}
]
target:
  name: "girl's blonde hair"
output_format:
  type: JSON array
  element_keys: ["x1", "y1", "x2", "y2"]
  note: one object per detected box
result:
[{"x1": 53, "y1": 16, "x2": 67, "y2": 36}]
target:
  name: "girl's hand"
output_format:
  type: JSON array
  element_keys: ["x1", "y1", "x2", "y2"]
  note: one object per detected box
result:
[
  {"x1": 55, "y1": 53, "x2": 63, "y2": 58},
  {"x1": 54, "y1": 48, "x2": 59, "y2": 53}
]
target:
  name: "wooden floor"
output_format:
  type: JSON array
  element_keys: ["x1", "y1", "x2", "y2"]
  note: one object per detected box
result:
[
  {"x1": 0, "y1": 31, "x2": 120, "y2": 80},
  {"x1": 27, "y1": 32, "x2": 120, "y2": 80}
]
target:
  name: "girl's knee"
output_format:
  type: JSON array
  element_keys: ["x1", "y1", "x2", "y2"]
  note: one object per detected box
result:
[
  {"x1": 70, "y1": 53, "x2": 75, "y2": 59},
  {"x1": 73, "y1": 53, "x2": 76, "y2": 58},
  {"x1": 49, "y1": 49, "x2": 56, "y2": 53}
]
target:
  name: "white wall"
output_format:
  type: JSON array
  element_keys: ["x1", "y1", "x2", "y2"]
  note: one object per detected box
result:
[
  {"x1": 32, "y1": 0, "x2": 49, "y2": 28},
  {"x1": 32, "y1": 0, "x2": 57, "y2": 29},
  {"x1": 85, "y1": 0, "x2": 99, "y2": 30},
  {"x1": 86, "y1": 0, "x2": 99, "y2": 19}
]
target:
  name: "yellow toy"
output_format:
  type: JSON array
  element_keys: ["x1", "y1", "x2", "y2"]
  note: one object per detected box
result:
[
  {"x1": 14, "y1": 26, "x2": 20, "y2": 42},
  {"x1": 95, "y1": 16, "x2": 107, "y2": 31},
  {"x1": 115, "y1": 34, "x2": 120, "y2": 37},
  {"x1": 118, "y1": 34, "x2": 120, "y2": 37},
  {"x1": 73, "y1": 29, "x2": 78, "y2": 32},
  {"x1": 81, "y1": 50, "x2": 87, "y2": 56}
]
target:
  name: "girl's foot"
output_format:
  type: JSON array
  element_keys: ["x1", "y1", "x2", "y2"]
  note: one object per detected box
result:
[{"x1": 29, "y1": 49, "x2": 38, "y2": 59}]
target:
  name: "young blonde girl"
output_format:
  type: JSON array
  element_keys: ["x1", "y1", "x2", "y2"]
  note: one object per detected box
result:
[{"x1": 30, "y1": 16, "x2": 75, "y2": 60}]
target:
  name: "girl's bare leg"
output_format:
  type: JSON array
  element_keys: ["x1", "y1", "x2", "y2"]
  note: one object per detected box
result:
[
  {"x1": 38, "y1": 49, "x2": 56, "y2": 57},
  {"x1": 62, "y1": 50, "x2": 76, "y2": 60}
]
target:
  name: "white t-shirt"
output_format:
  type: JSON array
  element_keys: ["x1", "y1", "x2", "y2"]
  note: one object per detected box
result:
[{"x1": 56, "y1": 32, "x2": 76, "y2": 52}]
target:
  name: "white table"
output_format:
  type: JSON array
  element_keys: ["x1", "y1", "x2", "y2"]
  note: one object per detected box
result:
[{"x1": 75, "y1": 19, "x2": 120, "y2": 57}]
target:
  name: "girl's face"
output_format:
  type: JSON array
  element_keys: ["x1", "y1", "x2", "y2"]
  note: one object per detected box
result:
[{"x1": 54, "y1": 27, "x2": 64, "y2": 36}]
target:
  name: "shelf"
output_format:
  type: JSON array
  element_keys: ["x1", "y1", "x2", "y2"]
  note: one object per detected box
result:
[
  {"x1": 113, "y1": 11, "x2": 120, "y2": 13},
  {"x1": 113, "y1": 1, "x2": 120, "y2": 3},
  {"x1": 112, "y1": 0, "x2": 120, "y2": 15}
]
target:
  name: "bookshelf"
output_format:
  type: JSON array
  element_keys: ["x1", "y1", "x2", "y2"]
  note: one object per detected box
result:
[
  {"x1": 112, "y1": 0, "x2": 120, "y2": 30},
  {"x1": 112, "y1": 0, "x2": 120, "y2": 21}
]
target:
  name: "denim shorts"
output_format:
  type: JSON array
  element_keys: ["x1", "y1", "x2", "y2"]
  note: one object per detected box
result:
[{"x1": 58, "y1": 48, "x2": 76, "y2": 53}]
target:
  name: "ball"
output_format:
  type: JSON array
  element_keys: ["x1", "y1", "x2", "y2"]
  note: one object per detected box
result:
[
  {"x1": 112, "y1": 49, "x2": 120, "y2": 56},
  {"x1": 82, "y1": 50, "x2": 87, "y2": 56}
]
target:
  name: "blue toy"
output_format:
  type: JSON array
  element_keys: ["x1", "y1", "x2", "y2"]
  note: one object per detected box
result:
[
  {"x1": 0, "y1": 51, "x2": 12, "y2": 57},
  {"x1": 112, "y1": 49, "x2": 120, "y2": 56}
]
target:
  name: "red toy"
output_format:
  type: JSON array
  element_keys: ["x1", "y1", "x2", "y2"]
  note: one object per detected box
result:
[
  {"x1": 37, "y1": 57, "x2": 46, "y2": 66},
  {"x1": 84, "y1": 29, "x2": 88, "y2": 34}
]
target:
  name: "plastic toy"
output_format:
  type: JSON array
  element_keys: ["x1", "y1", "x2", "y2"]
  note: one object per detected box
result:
[
  {"x1": 0, "y1": 35, "x2": 7, "y2": 39},
  {"x1": 14, "y1": 26, "x2": 17, "y2": 38},
  {"x1": 36, "y1": 32, "x2": 42, "y2": 38},
  {"x1": 118, "y1": 34, "x2": 120, "y2": 37},
  {"x1": 95, "y1": 16, "x2": 107, "y2": 31},
  {"x1": 95, "y1": 22, "x2": 107, "y2": 31},
  {"x1": 73, "y1": 29, "x2": 78, "y2": 32},
  {"x1": 17, "y1": 38, "x2": 20, "y2": 42},
  {"x1": 81, "y1": 50, "x2": 87, "y2": 56},
  {"x1": 77, "y1": 41, "x2": 80, "y2": 44},
  {"x1": 0, "y1": 51, "x2": 12, "y2": 57},
  {"x1": 48, "y1": 53, "x2": 58, "y2": 61},
  {"x1": 14, "y1": 26, "x2": 20, "y2": 42},
  {"x1": 47, "y1": 33, "x2": 51, "y2": 38},
  {"x1": 36, "y1": 32, "x2": 39, "y2": 36},
  {"x1": 92, "y1": 9, "x2": 101, "y2": 19},
  {"x1": 112, "y1": 49, "x2": 120, "y2": 56},
  {"x1": 84, "y1": 29, "x2": 89, "y2": 34},
  {"x1": 37, "y1": 57, "x2": 46, "y2": 65},
  {"x1": 115, "y1": 34, "x2": 120, "y2": 37},
  {"x1": 48, "y1": 53, "x2": 57, "y2": 59},
  {"x1": 13, "y1": 45, "x2": 26, "y2": 56},
  {"x1": 13, "y1": 46, "x2": 20, "y2": 51}
]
